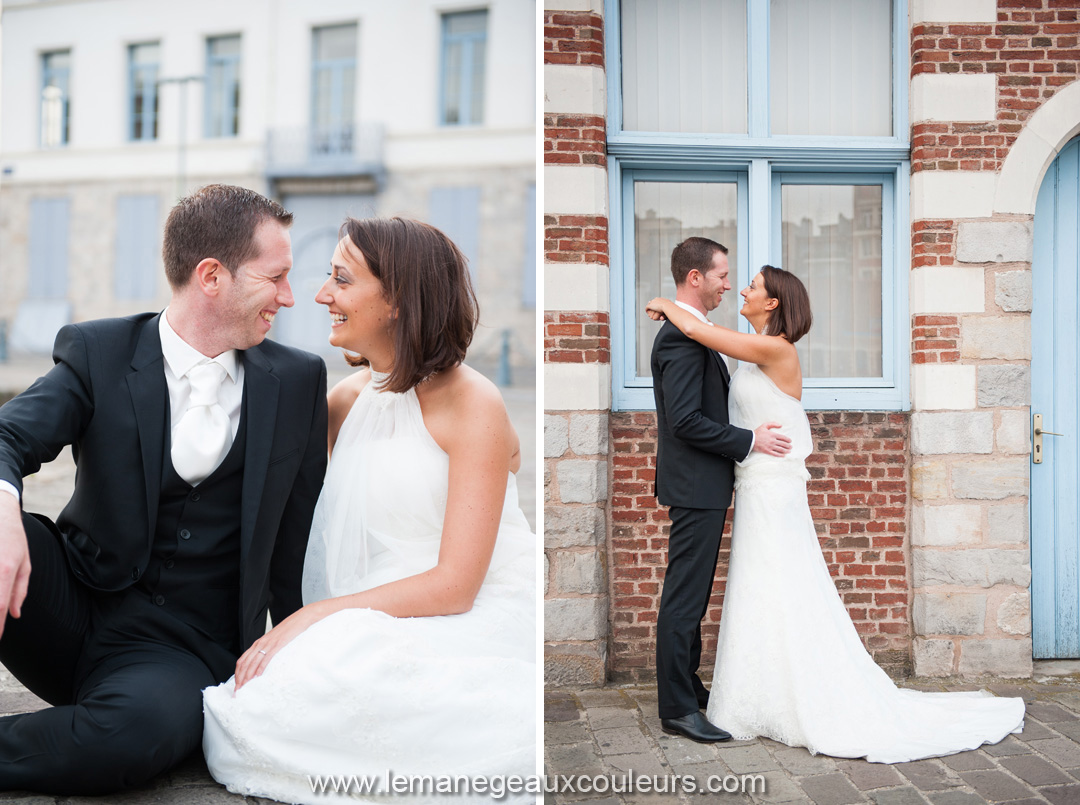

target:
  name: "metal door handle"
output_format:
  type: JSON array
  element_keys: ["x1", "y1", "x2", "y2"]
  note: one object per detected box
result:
[{"x1": 1034, "y1": 414, "x2": 1065, "y2": 464}]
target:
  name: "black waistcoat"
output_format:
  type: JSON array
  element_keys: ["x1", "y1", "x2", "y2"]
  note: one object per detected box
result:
[{"x1": 135, "y1": 397, "x2": 248, "y2": 653}]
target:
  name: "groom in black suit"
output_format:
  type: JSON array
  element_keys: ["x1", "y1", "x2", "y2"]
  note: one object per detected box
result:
[
  {"x1": 651, "y1": 237, "x2": 790, "y2": 742},
  {"x1": 0, "y1": 185, "x2": 328, "y2": 793}
]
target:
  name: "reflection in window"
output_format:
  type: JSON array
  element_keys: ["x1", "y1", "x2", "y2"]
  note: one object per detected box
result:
[
  {"x1": 781, "y1": 184, "x2": 882, "y2": 378},
  {"x1": 41, "y1": 50, "x2": 71, "y2": 148},
  {"x1": 633, "y1": 181, "x2": 738, "y2": 377},
  {"x1": 206, "y1": 36, "x2": 241, "y2": 138},
  {"x1": 129, "y1": 43, "x2": 161, "y2": 141},
  {"x1": 311, "y1": 24, "x2": 357, "y2": 156},
  {"x1": 620, "y1": 0, "x2": 747, "y2": 134},
  {"x1": 770, "y1": 0, "x2": 892, "y2": 136},
  {"x1": 441, "y1": 10, "x2": 487, "y2": 126}
]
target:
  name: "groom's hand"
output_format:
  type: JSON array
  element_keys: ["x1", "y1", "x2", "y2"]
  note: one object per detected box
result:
[
  {"x1": 751, "y1": 423, "x2": 792, "y2": 457},
  {"x1": 0, "y1": 493, "x2": 31, "y2": 638}
]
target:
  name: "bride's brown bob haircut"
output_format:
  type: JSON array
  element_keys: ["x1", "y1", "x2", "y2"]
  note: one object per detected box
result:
[
  {"x1": 760, "y1": 265, "x2": 813, "y2": 344},
  {"x1": 341, "y1": 217, "x2": 479, "y2": 393}
]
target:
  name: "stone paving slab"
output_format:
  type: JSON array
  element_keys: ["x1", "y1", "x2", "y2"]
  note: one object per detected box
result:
[{"x1": 546, "y1": 673, "x2": 1080, "y2": 804}]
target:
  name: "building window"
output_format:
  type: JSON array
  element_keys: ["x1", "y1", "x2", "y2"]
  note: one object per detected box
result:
[
  {"x1": 440, "y1": 10, "x2": 487, "y2": 126},
  {"x1": 523, "y1": 184, "x2": 536, "y2": 309},
  {"x1": 114, "y1": 195, "x2": 160, "y2": 300},
  {"x1": 311, "y1": 24, "x2": 357, "y2": 156},
  {"x1": 429, "y1": 186, "x2": 481, "y2": 276},
  {"x1": 41, "y1": 50, "x2": 71, "y2": 148},
  {"x1": 128, "y1": 42, "x2": 161, "y2": 141},
  {"x1": 205, "y1": 35, "x2": 241, "y2": 138},
  {"x1": 608, "y1": 0, "x2": 909, "y2": 411},
  {"x1": 28, "y1": 198, "x2": 70, "y2": 299}
]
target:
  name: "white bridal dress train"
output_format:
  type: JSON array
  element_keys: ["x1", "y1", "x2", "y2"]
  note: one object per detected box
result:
[
  {"x1": 203, "y1": 372, "x2": 536, "y2": 803},
  {"x1": 707, "y1": 363, "x2": 1025, "y2": 763}
]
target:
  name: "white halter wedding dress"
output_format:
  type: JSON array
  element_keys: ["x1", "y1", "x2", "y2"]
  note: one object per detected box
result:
[
  {"x1": 707, "y1": 363, "x2": 1025, "y2": 763},
  {"x1": 202, "y1": 371, "x2": 536, "y2": 803}
]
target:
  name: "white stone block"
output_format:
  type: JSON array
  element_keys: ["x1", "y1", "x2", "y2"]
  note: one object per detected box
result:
[
  {"x1": 544, "y1": 362, "x2": 611, "y2": 410},
  {"x1": 997, "y1": 410, "x2": 1030, "y2": 455},
  {"x1": 988, "y1": 503, "x2": 1029, "y2": 546},
  {"x1": 961, "y1": 317, "x2": 1030, "y2": 360},
  {"x1": 912, "y1": 171, "x2": 997, "y2": 221},
  {"x1": 569, "y1": 413, "x2": 609, "y2": 455},
  {"x1": 913, "y1": 548, "x2": 1031, "y2": 588},
  {"x1": 553, "y1": 549, "x2": 605, "y2": 595},
  {"x1": 995, "y1": 270, "x2": 1033, "y2": 313},
  {"x1": 910, "y1": 0, "x2": 997, "y2": 22},
  {"x1": 910, "y1": 266, "x2": 985, "y2": 314},
  {"x1": 913, "y1": 638, "x2": 956, "y2": 677},
  {"x1": 911, "y1": 74, "x2": 996, "y2": 123},
  {"x1": 911, "y1": 411, "x2": 994, "y2": 455},
  {"x1": 556, "y1": 459, "x2": 608, "y2": 504},
  {"x1": 545, "y1": 505, "x2": 607, "y2": 549},
  {"x1": 545, "y1": 415, "x2": 570, "y2": 458},
  {"x1": 957, "y1": 638, "x2": 1033, "y2": 678},
  {"x1": 952, "y1": 457, "x2": 1028, "y2": 499},
  {"x1": 1027, "y1": 80, "x2": 1080, "y2": 152},
  {"x1": 995, "y1": 131, "x2": 1056, "y2": 216},
  {"x1": 545, "y1": 263, "x2": 609, "y2": 312},
  {"x1": 997, "y1": 592, "x2": 1032, "y2": 636},
  {"x1": 956, "y1": 220, "x2": 1034, "y2": 264},
  {"x1": 544, "y1": 64, "x2": 606, "y2": 115},
  {"x1": 912, "y1": 364, "x2": 977, "y2": 411},
  {"x1": 913, "y1": 503, "x2": 982, "y2": 546},
  {"x1": 914, "y1": 592, "x2": 987, "y2": 635},
  {"x1": 912, "y1": 460, "x2": 949, "y2": 500},
  {"x1": 545, "y1": 165, "x2": 609, "y2": 216},
  {"x1": 544, "y1": 596, "x2": 608, "y2": 642},
  {"x1": 977, "y1": 365, "x2": 1030, "y2": 408}
]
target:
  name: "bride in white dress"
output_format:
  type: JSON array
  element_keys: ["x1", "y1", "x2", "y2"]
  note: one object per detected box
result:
[
  {"x1": 202, "y1": 217, "x2": 535, "y2": 802},
  {"x1": 646, "y1": 266, "x2": 1024, "y2": 764}
]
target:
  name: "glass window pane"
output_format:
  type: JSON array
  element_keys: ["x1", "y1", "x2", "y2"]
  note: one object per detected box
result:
[
  {"x1": 314, "y1": 24, "x2": 357, "y2": 62},
  {"x1": 41, "y1": 50, "x2": 70, "y2": 147},
  {"x1": 770, "y1": 0, "x2": 892, "y2": 136},
  {"x1": 621, "y1": 0, "x2": 747, "y2": 134},
  {"x1": 634, "y1": 181, "x2": 739, "y2": 377},
  {"x1": 780, "y1": 183, "x2": 882, "y2": 378}
]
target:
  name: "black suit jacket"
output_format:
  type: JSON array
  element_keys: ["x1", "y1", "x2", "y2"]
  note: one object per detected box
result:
[
  {"x1": 0, "y1": 313, "x2": 328, "y2": 649},
  {"x1": 651, "y1": 319, "x2": 753, "y2": 510}
]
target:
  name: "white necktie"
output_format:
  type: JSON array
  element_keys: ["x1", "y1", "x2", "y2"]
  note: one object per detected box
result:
[{"x1": 171, "y1": 360, "x2": 231, "y2": 485}]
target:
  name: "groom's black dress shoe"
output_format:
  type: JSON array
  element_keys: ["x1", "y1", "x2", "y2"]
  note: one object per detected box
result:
[{"x1": 661, "y1": 712, "x2": 732, "y2": 743}]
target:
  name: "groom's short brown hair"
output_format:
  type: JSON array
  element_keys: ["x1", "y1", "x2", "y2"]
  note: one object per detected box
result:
[{"x1": 670, "y1": 237, "x2": 728, "y2": 286}]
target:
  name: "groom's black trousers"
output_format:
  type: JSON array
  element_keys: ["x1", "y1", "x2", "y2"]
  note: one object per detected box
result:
[
  {"x1": 0, "y1": 513, "x2": 218, "y2": 795},
  {"x1": 656, "y1": 505, "x2": 728, "y2": 719}
]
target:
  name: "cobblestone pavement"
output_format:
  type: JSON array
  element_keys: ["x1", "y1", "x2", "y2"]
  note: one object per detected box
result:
[
  {"x1": 0, "y1": 356, "x2": 536, "y2": 802},
  {"x1": 545, "y1": 673, "x2": 1080, "y2": 805}
]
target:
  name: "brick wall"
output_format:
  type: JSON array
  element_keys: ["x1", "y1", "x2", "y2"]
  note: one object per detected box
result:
[
  {"x1": 608, "y1": 411, "x2": 912, "y2": 684},
  {"x1": 544, "y1": 11, "x2": 604, "y2": 67},
  {"x1": 545, "y1": 115, "x2": 607, "y2": 167},
  {"x1": 912, "y1": 315, "x2": 962, "y2": 364}
]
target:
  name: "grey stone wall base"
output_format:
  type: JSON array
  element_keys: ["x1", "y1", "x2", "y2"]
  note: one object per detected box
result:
[{"x1": 545, "y1": 641, "x2": 608, "y2": 687}]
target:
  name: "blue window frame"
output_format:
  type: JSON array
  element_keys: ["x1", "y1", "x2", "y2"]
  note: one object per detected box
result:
[
  {"x1": 128, "y1": 42, "x2": 160, "y2": 142},
  {"x1": 205, "y1": 35, "x2": 241, "y2": 138},
  {"x1": 440, "y1": 10, "x2": 487, "y2": 126},
  {"x1": 607, "y1": 0, "x2": 910, "y2": 411},
  {"x1": 311, "y1": 24, "x2": 357, "y2": 157},
  {"x1": 40, "y1": 50, "x2": 71, "y2": 148}
]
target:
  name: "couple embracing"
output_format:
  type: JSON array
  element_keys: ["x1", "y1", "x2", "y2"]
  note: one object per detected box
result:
[
  {"x1": 650, "y1": 236, "x2": 1025, "y2": 763},
  {"x1": 0, "y1": 184, "x2": 534, "y2": 801}
]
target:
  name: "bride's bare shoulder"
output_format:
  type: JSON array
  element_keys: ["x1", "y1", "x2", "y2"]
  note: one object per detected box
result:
[
  {"x1": 328, "y1": 368, "x2": 373, "y2": 446},
  {"x1": 417, "y1": 365, "x2": 518, "y2": 461}
]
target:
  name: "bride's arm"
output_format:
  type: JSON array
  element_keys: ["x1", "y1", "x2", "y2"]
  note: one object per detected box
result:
[
  {"x1": 234, "y1": 370, "x2": 511, "y2": 689},
  {"x1": 646, "y1": 297, "x2": 787, "y2": 366}
]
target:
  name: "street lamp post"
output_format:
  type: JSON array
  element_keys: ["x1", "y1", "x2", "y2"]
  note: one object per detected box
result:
[{"x1": 156, "y1": 75, "x2": 205, "y2": 199}]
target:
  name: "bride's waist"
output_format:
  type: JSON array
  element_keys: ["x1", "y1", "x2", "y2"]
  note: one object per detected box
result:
[{"x1": 734, "y1": 458, "x2": 811, "y2": 487}]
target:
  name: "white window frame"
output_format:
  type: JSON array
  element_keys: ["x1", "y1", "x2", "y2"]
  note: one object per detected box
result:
[{"x1": 606, "y1": 0, "x2": 910, "y2": 412}]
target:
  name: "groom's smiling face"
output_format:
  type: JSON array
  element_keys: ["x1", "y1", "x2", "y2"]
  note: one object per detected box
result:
[{"x1": 695, "y1": 250, "x2": 731, "y2": 313}]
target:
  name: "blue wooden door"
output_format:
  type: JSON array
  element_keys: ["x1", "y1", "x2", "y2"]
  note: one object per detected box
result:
[{"x1": 1032, "y1": 136, "x2": 1080, "y2": 658}]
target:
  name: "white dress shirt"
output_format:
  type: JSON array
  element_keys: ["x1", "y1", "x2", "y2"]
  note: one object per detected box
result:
[{"x1": 0, "y1": 311, "x2": 243, "y2": 504}]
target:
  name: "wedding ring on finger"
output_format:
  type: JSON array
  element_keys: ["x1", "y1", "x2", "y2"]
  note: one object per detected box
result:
[{"x1": 258, "y1": 650, "x2": 267, "y2": 655}]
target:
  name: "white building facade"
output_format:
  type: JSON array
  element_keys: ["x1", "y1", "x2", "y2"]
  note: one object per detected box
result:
[{"x1": 0, "y1": 0, "x2": 536, "y2": 369}]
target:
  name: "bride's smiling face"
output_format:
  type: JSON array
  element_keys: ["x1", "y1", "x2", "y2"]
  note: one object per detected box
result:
[
  {"x1": 315, "y1": 236, "x2": 395, "y2": 359},
  {"x1": 740, "y1": 272, "x2": 778, "y2": 322}
]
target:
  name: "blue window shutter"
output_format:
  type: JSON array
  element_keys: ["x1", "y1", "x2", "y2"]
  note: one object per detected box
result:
[
  {"x1": 523, "y1": 184, "x2": 536, "y2": 308},
  {"x1": 429, "y1": 186, "x2": 481, "y2": 275},
  {"x1": 28, "y1": 198, "x2": 70, "y2": 299},
  {"x1": 115, "y1": 195, "x2": 160, "y2": 300}
]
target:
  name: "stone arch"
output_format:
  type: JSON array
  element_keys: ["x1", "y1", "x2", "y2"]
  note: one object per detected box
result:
[{"x1": 994, "y1": 80, "x2": 1080, "y2": 216}]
